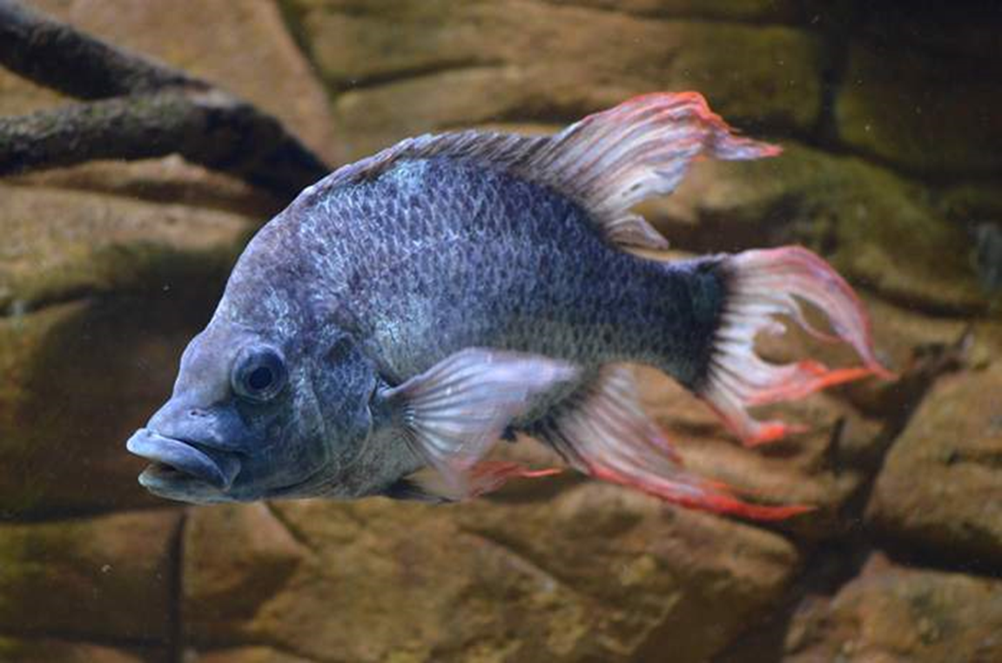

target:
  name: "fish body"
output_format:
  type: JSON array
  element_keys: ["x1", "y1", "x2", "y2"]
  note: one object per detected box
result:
[
  {"x1": 127, "y1": 93, "x2": 889, "y2": 517},
  {"x1": 254, "y1": 157, "x2": 721, "y2": 389}
]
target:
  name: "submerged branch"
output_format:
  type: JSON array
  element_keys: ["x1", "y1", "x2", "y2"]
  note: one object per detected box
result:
[
  {"x1": 0, "y1": 0, "x2": 330, "y2": 200},
  {"x1": 0, "y1": 89, "x2": 330, "y2": 197},
  {"x1": 0, "y1": 0, "x2": 195, "y2": 99}
]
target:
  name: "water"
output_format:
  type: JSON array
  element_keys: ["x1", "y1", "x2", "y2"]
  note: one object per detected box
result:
[{"x1": 0, "y1": 1, "x2": 999, "y2": 662}]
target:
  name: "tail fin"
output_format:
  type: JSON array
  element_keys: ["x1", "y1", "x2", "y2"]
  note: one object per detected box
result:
[
  {"x1": 528, "y1": 246, "x2": 889, "y2": 520},
  {"x1": 697, "y1": 246, "x2": 894, "y2": 446}
]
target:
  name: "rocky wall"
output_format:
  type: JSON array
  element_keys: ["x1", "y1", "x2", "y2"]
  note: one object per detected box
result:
[{"x1": 1, "y1": 1, "x2": 1000, "y2": 662}]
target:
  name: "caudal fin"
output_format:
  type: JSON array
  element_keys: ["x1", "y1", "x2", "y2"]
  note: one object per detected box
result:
[{"x1": 697, "y1": 246, "x2": 894, "y2": 446}]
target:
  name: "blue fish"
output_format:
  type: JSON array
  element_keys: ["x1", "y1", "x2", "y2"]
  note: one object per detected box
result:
[{"x1": 126, "y1": 92, "x2": 890, "y2": 519}]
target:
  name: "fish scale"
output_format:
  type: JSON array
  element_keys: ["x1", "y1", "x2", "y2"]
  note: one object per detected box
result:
[{"x1": 278, "y1": 157, "x2": 720, "y2": 387}]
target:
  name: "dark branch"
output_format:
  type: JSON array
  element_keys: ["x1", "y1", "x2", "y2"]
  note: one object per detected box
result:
[
  {"x1": 0, "y1": 0, "x2": 331, "y2": 200},
  {"x1": 0, "y1": 89, "x2": 330, "y2": 197},
  {"x1": 0, "y1": 0, "x2": 195, "y2": 99}
]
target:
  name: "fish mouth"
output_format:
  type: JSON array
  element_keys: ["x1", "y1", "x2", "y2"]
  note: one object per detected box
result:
[{"x1": 127, "y1": 428, "x2": 242, "y2": 494}]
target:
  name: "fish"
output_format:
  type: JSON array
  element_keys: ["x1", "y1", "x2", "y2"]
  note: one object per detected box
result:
[{"x1": 125, "y1": 92, "x2": 891, "y2": 519}]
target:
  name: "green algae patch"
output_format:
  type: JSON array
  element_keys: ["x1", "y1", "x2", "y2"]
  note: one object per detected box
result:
[
  {"x1": 645, "y1": 141, "x2": 993, "y2": 315},
  {"x1": 0, "y1": 282, "x2": 228, "y2": 516},
  {"x1": 0, "y1": 179, "x2": 256, "y2": 516},
  {"x1": 666, "y1": 22, "x2": 823, "y2": 132},
  {"x1": 0, "y1": 511, "x2": 181, "y2": 641},
  {"x1": 0, "y1": 183, "x2": 250, "y2": 314},
  {"x1": 836, "y1": 43, "x2": 1002, "y2": 176},
  {"x1": 289, "y1": 1, "x2": 824, "y2": 159}
]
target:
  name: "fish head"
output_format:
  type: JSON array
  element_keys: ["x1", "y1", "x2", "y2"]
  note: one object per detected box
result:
[{"x1": 126, "y1": 319, "x2": 376, "y2": 503}]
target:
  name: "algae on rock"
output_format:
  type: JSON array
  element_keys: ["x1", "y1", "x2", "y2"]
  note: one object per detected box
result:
[
  {"x1": 642, "y1": 142, "x2": 993, "y2": 314},
  {"x1": 288, "y1": 0, "x2": 823, "y2": 159}
]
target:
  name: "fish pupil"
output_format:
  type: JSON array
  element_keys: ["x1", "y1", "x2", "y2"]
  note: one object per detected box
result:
[{"x1": 248, "y1": 366, "x2": 274, "y2": 391}]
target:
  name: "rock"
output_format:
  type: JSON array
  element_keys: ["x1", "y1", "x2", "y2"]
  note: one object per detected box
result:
[
  {"x1": 855, "y1": 2, "x2": 1002, "y2": 63},
  {"x1": 183, "y1": 503, "x2": 310, "y2": 642},
  {"x1": 783, "y1": 554, "x2": 1002, "y2": 662},
  {"x1": 0, "y1": 638, "x2": 167, "y2": 663},
  {"x1": 288, "y1": 0, "x2": 823, "y2": 159},
  {"x1": 641, "y1": 140, "x2": 993, "y2": 315},
  {"x1": 866, "y1": 358, "x2": 1002, "y2": 569},
  {"x1": 0, "y1": 509, "x2": 181, "y2": 641},
  {"x1": 0, "y1": 184, "x2": 249, "y2": 516},
  {"x1": 0, "y1": 183, "x2": 247, "y2": 310},
  {"x1": 185, "y1": 646, "x2": 316, "y2": 663},
  {"x1": 456, "y1": 487, "x2": 799, "y2": 663},
  {"x1": 183, "y1": 491, "x2": 798, "y2": 663},
  {"x1": 935, "y1": 184, "x2": 1002, "y2": 299},
  {"x1": 0, "y1": 69, "x2": 62, "y2": 117},
  {"x1": 11, "y1": 156, "x2": 282, "y2": 222},
  {"x1": 542, "y1": 0, "x2": 802, "y2": 22},
  {"x1": 835, "y1": 41, "x2": 1002, "y2": 176}
]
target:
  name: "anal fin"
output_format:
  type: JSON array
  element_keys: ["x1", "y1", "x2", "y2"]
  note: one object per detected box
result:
[
  {"x1": 383, "y1": 463, "x2": 562, "y2": 503},
  {"x1": 533, "y1": 365, "x2": 810, "y2": 521}
]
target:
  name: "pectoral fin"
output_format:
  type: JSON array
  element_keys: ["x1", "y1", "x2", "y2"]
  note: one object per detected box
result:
[{"x1": 381, "y1": 348, "x2": 577, "y2": 498}]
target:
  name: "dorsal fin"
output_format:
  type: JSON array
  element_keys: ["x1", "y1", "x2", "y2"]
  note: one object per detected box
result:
[{"x1": 314, "y1": 92, "x2": 780, "y2": 250}]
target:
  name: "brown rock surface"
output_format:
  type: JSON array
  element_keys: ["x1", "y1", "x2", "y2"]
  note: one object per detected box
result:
[
  {"x1": 183, "y1": 503, "x2": 310, "y2": 641},
  {"x1": 641, "y1": 141, "x2": 994, "y2": 314},
  {"x1": 783, "y1": 554, "x2": 1002, "y2": 663},
  {"x1": 0, "y1": 1, "x2": 999, "y2": 661},
  {"x1": 866, "y1": 358, "x2": 1002, "y2": 569},
  {"x1": 0, "y1": 509, "x2": 180, "y2": 641},
  {"x1": 10, "y1": 157, "x2": 281, "y2": 222},
  {"x1": 836, "y1": 41, "x2": 1002, "y2": 176},
  {"x1": 0, "y1": 638, "x2": 167, "y2": 663},
  {"x1": 0, "y1": 67, "x2": 62, "y2": 117},
  {"x1": 187, "y1": 646, "x2": 315, "y2": 663},
  {"x1": 0, "y1": 182, "x2": 248, "y2": 310},
  {"x1": 183, "y1": 491, "x2": 798, "y2": 663},
  {"x1": 0, "y1": 184, "x2": 250, "y2": 516},
  {"x1": 543, "y1": 0, "x2": 803, "y2": 22},
  {"x1": 288, "y1": 0, "x2": 823, "y2": 159}
]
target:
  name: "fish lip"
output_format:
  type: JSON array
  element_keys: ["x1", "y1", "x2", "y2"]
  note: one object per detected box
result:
[{"x1": 127, "y1": 428, "x2": 241, "y2": 491}]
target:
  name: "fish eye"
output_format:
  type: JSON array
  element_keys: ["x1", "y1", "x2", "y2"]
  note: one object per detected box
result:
[{"x1": 232, "y1": 346, "x2": 287, "y2": 402}]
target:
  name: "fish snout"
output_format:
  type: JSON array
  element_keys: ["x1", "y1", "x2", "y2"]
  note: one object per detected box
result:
[
  {"x1": 127, "y1": 428, "x2": 242, "y2": 490},
  {"x1": 147, "y1": 400, "x2": 250, "y2": 453}
]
